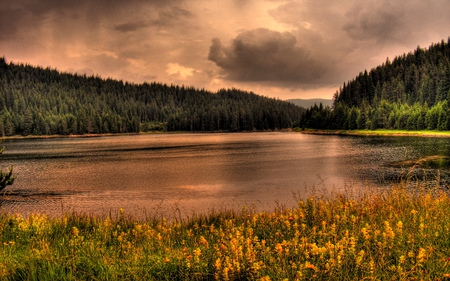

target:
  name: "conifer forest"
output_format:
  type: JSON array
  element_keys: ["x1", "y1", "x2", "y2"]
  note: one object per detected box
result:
[
  {"x1": 301, "y1": 38, "x2": 450, "y2": 131},
  {"x1": 0, "y1": 58, "x2": 304, "y2": 136}
]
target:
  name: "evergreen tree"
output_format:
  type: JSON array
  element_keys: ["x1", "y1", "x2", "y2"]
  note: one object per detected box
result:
[
  {"x1": 0, "y1": 57, "x2": 305, "y2": 135},
  {"x1": 302, "y1": 37, "x2": 450, "y2": 131}
]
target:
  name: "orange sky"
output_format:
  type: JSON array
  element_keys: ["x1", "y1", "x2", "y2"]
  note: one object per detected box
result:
[{"x1": 1, "y1": 0, "x2": 450, "y2": 100}]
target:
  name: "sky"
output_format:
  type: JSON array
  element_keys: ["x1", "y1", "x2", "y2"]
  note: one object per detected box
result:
[{"x1": 1, "y1": 0, "x2": 450, "y2": 100}]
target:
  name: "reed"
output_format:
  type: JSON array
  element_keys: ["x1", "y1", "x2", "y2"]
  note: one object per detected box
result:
[{"x1": 1, "y1": 182, "x2": 450, "y2": 280}]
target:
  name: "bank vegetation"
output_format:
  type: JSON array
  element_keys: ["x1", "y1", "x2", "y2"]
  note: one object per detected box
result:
[{"x1": 1, "y1": 181, "x2": 450, "y2": 280}]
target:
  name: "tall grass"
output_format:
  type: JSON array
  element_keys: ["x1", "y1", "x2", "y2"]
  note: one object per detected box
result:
[{"x1": 1, "y1": 181, "x2": 450, "y2": 280}]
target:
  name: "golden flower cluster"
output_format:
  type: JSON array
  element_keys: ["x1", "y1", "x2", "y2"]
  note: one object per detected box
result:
[{"x1": 0, "y1": 183, "x2": 450, "y2": 280}]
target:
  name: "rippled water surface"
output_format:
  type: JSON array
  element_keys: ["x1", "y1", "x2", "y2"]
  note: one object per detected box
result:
[{"x1": 1, "y1": 132, "x2": 450, "y2": 218}]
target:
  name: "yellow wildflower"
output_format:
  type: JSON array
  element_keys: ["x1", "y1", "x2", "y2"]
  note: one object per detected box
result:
[
  {"x1": 419, "y1": 223, "x2": 426, "y2": 231},
  {"x1": 383, "y1": 221, "x2": 395, "y2": 240},
  {"x1": 305, "y1": 262, "x2": 316, "y2": 270},
  {"x1": 275, "y1": 243, "x2": 283, "y2": 255},
  {"x1": 369, "y1": 259, "x2": 375, "y2": 274},
  {"x1": 396, "y1": 221, "x2": 403, "y2": 232},
  {"x1": 356, "y1": 250, "x2": 365, "y2": 267},
  {"x1": 416, "y1": 247, "x2": 426, "y2": 263},
  {"x1": 199, "y1": 235, "x2": 209, "y2": 248},
  {"x1": 194, "y1": 247, "x2": 202, "y2": 262},
  {"x1": 71, "y1": 226, "x2": 79, "y2": 237},
  {"x1": 361, "y1": 227, "x2": 370, "y2": 240}
]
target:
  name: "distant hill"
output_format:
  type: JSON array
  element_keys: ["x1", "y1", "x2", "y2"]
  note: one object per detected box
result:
[
  {"x1": 286, "y1": 98, "x2": 333, "y2": 109},
  {"x1": 300, "y1": 38, "x2": 450, "y2": 131},
  {"x1": 0, "y1": 57, "x2": 305, "y2": 136}
]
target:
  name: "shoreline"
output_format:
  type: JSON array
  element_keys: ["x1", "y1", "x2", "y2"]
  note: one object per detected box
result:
[
  {"x1": 0, "y1": 132, "x2": 145, "y2": 140},
  {"x1": 4, "y1": 128, "x2": 450, "y2": 140},
  {"x1": 297, "y1": 128, "x2": 450, "y2": 138},
  {"x1": 0, "y1": 129, "x2": 294, "y2": 141}
]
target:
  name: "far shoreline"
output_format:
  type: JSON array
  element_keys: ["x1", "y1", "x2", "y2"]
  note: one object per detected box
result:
[
  {"x1": 0, "y1": 131, "x2": 191, "y2": 141},
  {"x1": 0, "y1": 129, "x2": 294, "y2": 141},
  {"x1": 296, "y1": 128, "x2": 450, "y2": 138},
  {"x1": 4, "y1": 128, "x2": 450, "y2": 140}
]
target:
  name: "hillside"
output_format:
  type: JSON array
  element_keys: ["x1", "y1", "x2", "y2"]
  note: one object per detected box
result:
[
  {"x1": 300, "y1": 38, "x2": 450, "y2": 130},
  {"x1": 0, "y1": 58, "x2": 304, "y2": 136},
  {"x1": 286, "y1": 98, "x2": 333, "y2": 109}
]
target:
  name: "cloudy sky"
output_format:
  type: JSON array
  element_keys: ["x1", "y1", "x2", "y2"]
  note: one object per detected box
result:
[{"x1": 1, "y1": 0, "x2": 450, "y2": 100}]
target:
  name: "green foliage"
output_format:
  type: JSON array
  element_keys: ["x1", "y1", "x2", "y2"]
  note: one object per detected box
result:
[
  {"x1": 0, "y1": 57, "x2": 304, "y2": 135},
  {"x1": 301, "y1": 38, "x2": 450, "y2": 131}
]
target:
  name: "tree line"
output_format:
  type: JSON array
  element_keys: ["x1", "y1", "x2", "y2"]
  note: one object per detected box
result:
[
  {"x1": 300, "y1": 38, "x2": 450, "y2": 130},
  {"x1": 0, "y1": 58, "x2": 305, "y2": 136}
]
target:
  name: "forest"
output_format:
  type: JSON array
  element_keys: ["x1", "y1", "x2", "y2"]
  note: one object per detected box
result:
[
  {"x1": 300, "y1": 38, "x2": 450, "y2": 131},
  {"x1": 0, "y1": 58, "x2": 305, "y2": 136}
]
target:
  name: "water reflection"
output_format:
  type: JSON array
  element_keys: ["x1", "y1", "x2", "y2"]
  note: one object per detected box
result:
[{"x1": 1, "y1": 133, "x2": 450, "y2": 218}]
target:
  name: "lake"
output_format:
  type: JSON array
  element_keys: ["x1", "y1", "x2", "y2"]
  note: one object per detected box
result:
[{"x1": 1, "y1": 132, "x2": 449, "y2": 219}]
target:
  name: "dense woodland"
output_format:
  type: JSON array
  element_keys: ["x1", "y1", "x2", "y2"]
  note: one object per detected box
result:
[
  {"x1": 301, "y1": 38, "x2": 450, "y2": 130},
  {"x1": 0, "y1": 58, "x2": 304, "y2": 136}
]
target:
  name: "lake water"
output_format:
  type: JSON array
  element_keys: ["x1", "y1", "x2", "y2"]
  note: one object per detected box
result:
[{"x1": 1, "y1": 132, "x2": 449, "y2": 219}]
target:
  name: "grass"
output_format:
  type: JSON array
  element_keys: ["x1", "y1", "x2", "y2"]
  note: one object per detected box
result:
[
  {"x1": 296, "y1": 128, "x2": 450, "y2": 138},
  {"x1": 350, "y1": 129, "x2": 450, "y2": 137},
  {"x1": 1, "y1": 182, "x2": 450, "y2": 280}
]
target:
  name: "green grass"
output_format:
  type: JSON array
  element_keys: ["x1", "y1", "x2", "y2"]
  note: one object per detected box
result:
[
  {"x1": 351, "y1": 129, "x2": 450, "y2": 137},
  {"x1": 296, "y1": 128, "x2": 450, "y2": 137},
  {"x1": 1, "y1": 182, "x2": 450, "y2": 280}
]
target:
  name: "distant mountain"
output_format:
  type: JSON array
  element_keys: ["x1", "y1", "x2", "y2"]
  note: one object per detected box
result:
[
  {"x1": 286, "y1": 98, "x2": 333, "y2": 109},
  {"x1": 0, "y1": 57, "x2": 305, "y2": 136},
  {"x1": 300, "y1": 38, "x2": 450, "y2": 131}
]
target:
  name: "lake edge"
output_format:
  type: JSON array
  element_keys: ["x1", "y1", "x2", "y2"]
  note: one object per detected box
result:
[{"x1": 298, "y1": 128, "x2": 450, "y2": 138}]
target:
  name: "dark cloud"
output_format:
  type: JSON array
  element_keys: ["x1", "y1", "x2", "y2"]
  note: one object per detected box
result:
[
  {"x1": 343, "y1": 2, "x2": 405, "y2": 42},
  {"x1": 263, "y1": 0, "x2": 450, "y2": 92},
  {"x1": 3, "y1": 0, "x2": 450, "y2": 99},
  {"x1": 163, "y1": 6, "x2": 193, "y2": 18},
  {"x1": 153, "y1": 7, "x2": 194, "y2": 28},
  {"x1": 115, "y1": 21, "x2": 149, "y2": 33},
  {"x1": 0, "y1": 8, "x2": 22, "y2": 41},
  {"x1": 0, "y1": 0, "x2": 187, "y2": 41},
  {"x1": 208, "y1": 28, "x2": 328, "y2": 85},
  {"x1": 0, "y1": 1, "x2": 99, "y2": 42}
]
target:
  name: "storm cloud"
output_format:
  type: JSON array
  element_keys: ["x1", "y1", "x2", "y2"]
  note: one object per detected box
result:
[
  {"x1": 208, "y1": 28, "x2": 328, "y2": 85},
  {"x1": 343, "y1": 2, "x2": 404, "y2": 42},
  {"x1": 2, "y1": 0, "x2": 450, "y2": 99}
]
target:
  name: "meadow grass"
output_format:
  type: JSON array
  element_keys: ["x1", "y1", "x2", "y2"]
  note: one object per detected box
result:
[
  {"x1": 1, "y1": 182, "x2": 450, "y2": 280},
  {"x1": 297, "y1": 128, "x2": 450, "y2": 138},
  {"x1": 351, "y1": 129, "x2": 450, "y2": 137}
]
